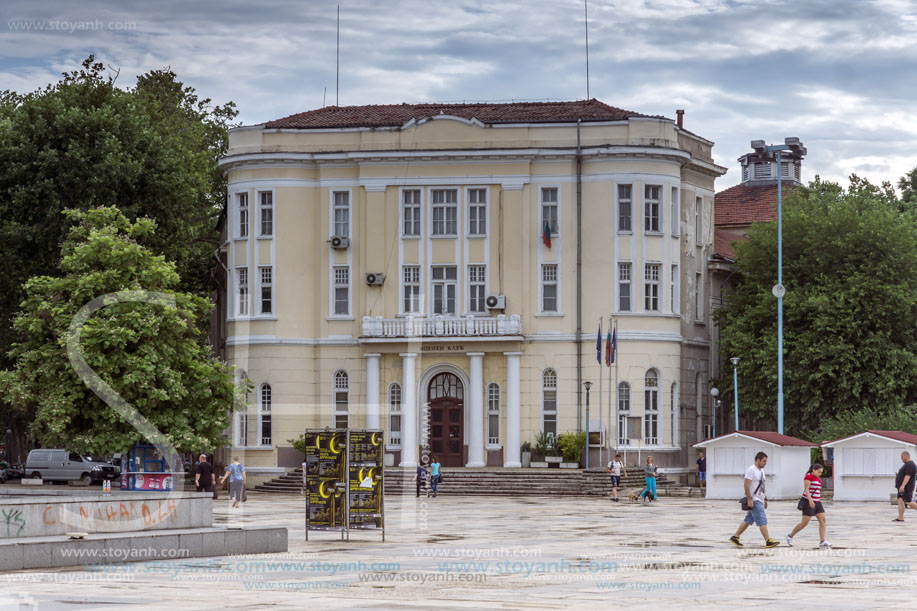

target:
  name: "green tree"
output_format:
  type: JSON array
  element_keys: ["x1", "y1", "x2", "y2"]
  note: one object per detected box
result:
[
  {"x1": 717, "y1": 176, "x2": 917, "y2": 437},
  {"x1": 0, "y1": 207, "x2": 240, "y2": 454}
]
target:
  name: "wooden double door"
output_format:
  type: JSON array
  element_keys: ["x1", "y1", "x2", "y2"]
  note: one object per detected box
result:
[{"x1": 427, "y1": 372, "x2": 464, "y2": 468}]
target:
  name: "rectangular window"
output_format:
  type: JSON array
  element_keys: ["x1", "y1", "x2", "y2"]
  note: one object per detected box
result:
[
  {"x1": 431, "y1": 189, "x2": 458, "y2": 236},
  {"x1": 403, "y1": 189, "x2": 421, "y2": 237},
  {"x1": 696, "y1": 272, "x2": 704, "y2": 321},
  {"x1": 671, "y1": 264, "x2": 679, "y2": 314},
  {"x1": 334, "y1": 392, "x2": 349, "y2": 428},
  {"x1": 259, "y1": 266, "x2": 273, "y2": 314},
  {"x1": 487, "y1": 384, "x2": 500, "y2": 445},
  {"x1": 543, "y1": 392, "x2": 557, "y2": 440},
  {"x1": 402, "y1": 266, "x2": 421, "y2": 314},
  {"x1": 618, "y1": 262, "x2": 631, "y2": 312},
  {"x1": 236, "y1": 267, "x2": 248, "y2": 316},
  {"x1": 644, "y1": 413, "x2": 658, "y2": 445},
  {"x1": 259, "y1": 191, "x2": 273, "y2": 236},
  {"x1": 333, "y1": 191, "x2": 350, "y2": 237},
  {"x1": 618, "y1": 185, "x2": 632, "y2": 232},
  {"x1": 617, "y1": 385, "x2": 630, "y2": 445},
  {"x1": 468, "y1": 188, "x2": 487, "y2": 236},
  {"x1": 671, "y1": 187, "x2": 679, "y2": 235},
  {"x1": 541, "y1": 264, "x2": 558, "y2": 312},
  {"x1": 432, "y1": 265, "x2": 457, "y2": 315},
  {"x1": 237, "y1": 192, "x2": 249, "y2": 238},
  {"x1": 260, "y1": 385, "x2": 272, "y2": 446},
  {"x1": 695, "y1": 196, "x2": 702, "y2": 245},
  {"x1": 644, "y1": 264, "x2": 660, "y2": 311},
  {"x1": 542, "y1": 187, "x2": 558, "y2": 235},
  {"x1": 469, "y1": 265, "x2": 486, "y2": 313},
  {"x1": 389, "y1": 385, "x2": 402, "y2": 446},
  {"x1": 644, "y1": 185, "x2": 661, "y2": 232},
  {"x1": 333, "y1": 266, "x2": 349, "y2": 315}
]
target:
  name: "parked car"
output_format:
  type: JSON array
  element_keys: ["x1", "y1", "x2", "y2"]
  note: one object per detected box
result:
[{"x1": 25, "y1": 449, "x2": 118, "y2": 485}]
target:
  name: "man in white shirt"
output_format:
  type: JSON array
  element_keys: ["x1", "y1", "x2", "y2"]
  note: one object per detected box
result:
[
  {"x1": 607, "y1": 454, "x2": 627, "y2": 502},
  {"x1": 730, "y1": 451, "x2": 779, "y2": 548}
]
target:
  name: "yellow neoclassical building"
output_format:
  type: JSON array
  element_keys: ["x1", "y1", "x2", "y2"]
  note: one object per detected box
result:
[{"x1": 215, "y1": 100, "x2": 726, "y2": 472}]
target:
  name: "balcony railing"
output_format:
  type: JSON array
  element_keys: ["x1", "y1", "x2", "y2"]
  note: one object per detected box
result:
[{"x1": 361, "y1": 314, "x2": 522, "y2": 338}]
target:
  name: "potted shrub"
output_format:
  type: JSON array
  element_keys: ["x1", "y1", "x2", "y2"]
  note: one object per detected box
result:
[
  {"x1": 557, "y1": 431, "x2": 587, "y2": 468},
  {"x1": 521, "y1": 441, "x2": 532, "y2": 468},
  {"x1": 531, "y1": 431, "x2": 553, "y2": 468}
]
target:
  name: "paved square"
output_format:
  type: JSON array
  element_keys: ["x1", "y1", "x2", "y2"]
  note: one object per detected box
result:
[{"x1": 2, "y1": 492, "x2": 915, "y2": 609}]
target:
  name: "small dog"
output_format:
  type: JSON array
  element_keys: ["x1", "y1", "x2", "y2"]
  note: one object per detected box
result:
[{"x1": 622, "y1": 489, "x2": 640, "y2": 502}]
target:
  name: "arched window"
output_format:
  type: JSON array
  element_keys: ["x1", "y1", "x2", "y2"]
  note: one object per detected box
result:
[
  {"x1": 644, "y1": 369, "x2": 659, "y2": 445},
  {"x1": 542, "y1": 369, "x2": 557, "y2": 440},
  {"x1": 487, "y1": 383, "x2": 500, "y2": 446},
  {"x1": 334, "y1": 371, "x2": 349, "y2": 428},
  {"x1": 388, "y1": 383, "x2": 402, "y2": 446},
  {"x1": 259, "y1": 383, "x2": 272, "y2": 446},
  {"x1": 617, "y1": 382, "x2": 630, "y2": 445}
]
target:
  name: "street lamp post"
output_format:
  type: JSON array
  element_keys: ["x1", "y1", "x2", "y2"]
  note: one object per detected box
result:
[
  {"x1": 584, "y1": 381, "x2": 593, "y2": 469},
  {"x1": 750, "y1": 137, "x2": 806, "y2": 435},
  {"x1": 730, "y1": 357, "x2": 740, "y2": 432},
  {"x1": 710, "y1": 387, "x2": 719, "y2": 438}
]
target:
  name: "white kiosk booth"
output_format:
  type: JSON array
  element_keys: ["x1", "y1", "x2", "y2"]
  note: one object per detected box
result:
[
  {"x1": 694, "y1": 431, "x2": 815, "y2": 500},
  {"x1": 821, "y1": 430, "x2": 917, "y2": 501}
]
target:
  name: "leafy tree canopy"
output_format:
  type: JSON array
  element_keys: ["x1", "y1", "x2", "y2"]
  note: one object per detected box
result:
[
  {"x1": 0, "y1": 208, "x2": 241, "y2": 454},
  {"x1": 717, "y1": 175, "x2": 917, "y2": 438}
]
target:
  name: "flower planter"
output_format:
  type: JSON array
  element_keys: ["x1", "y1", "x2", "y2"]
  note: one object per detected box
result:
[
  {"x1": 545, "y1": 456, "x2": 563, "y2": 463},
  {"x1": 521, "y1": 451, "x2": 532, "y2": 468},
  {"x1": 529, "y1": 461, "x2": 549, "y2": 468},
  {"x1": 560, "y1": 462, "x2": 580, "y2": 469}
]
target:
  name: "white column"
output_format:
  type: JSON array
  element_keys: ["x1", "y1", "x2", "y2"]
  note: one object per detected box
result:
[
  {"x1": 466, "y1": 352, "x2": 486, "y2": 467},
  {"x1": 365, "y1": 353, "x2": 381, "y2": 430},
  {"x1": 399, "y1": 353, "x2": 418, "y2": 467},
  {"x1": 504, "y1": 352, "x2": 522, "y2": 468}
]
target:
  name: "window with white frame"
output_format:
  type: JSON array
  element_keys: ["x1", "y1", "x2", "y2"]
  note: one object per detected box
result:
[
  {"x1": 431, "y1": 189, "x2": 458, "y2": 236},
  {"x1": 618, "y1": 185, "x2": 632, "y2": 232},
  {"x1": 542, "y1": 369, "x2": 557, "y2": 441},
  {"x1": 695, "y1": 272, "x2": 704, "y2": 321},
  {"x1": 542, "y1": 187, "x2": 558, "y2": 235},
  {"x1": 670, "y1": 264, "x2": 679, "y2": 314},
  {"x1": 487, "y1": 383, "x2": 500, "y2": 445},
  {"x1": 617, "y1": 382, "x2": 630, "y2": 445},
  {"x1": 333, "y1": 191, "x2": 350, "y2": 237},
  {"x1": 402, "y1": 265, "x2": 421, "y2": 314},
  {"x1": 644, "y1": 263, "x2": 660, "y2": 311},
  {"x1": 468, "y1": 189, "x2": 487, "y2": 236},
  {"x1": 334, "y1": 371, "x2": 349, "y2": 428},
  {"x1": 260, "y1": 383, "x2": 272, "y2": 445},
  {"x1": 644, "y1": 369, "x2": 659, "y2": 444},
  {"x1": 695, "y1": 196, "x2": 702, "y2": 245},
  {"x1": 236, "y1": 402, "x2": 248, "y2": 446},
  {"x1": 237, "y1": 192, "x2": 249, "y2": 238},
  {"x1": 644, "y1": 185, "x2": 661, "y2": 232},
  {"x1": 618, "y1": 262, "x2": 631, "y2": 311},
  {"x1": 541, "y1": 264, "x2": 558, "y2": 312},
  {"x1": 259, "y1": 266, "x2": 273, "y2": 314},
  {"x1": 468, "y1": 265, "x2": 486, "y2": 313},
  {"x1": 403, "y1": 189, "x2": 421, "y2": 237},
  {"x1": 671, "y1": 382, "x2": 678, "y2": 445},
  {"x1": 432, "y1": 265, "x2": 457, "y2": 315},
  {"x1": 333, "y1": 266, "x2": 349, "y2": 316},
  {"x1": 236, "y1": 267, "x2": 248, "y2": 316},
  {"x1": 388, "y1": 383, "x2": 402, "y2": 446},
  {"x1": 671, "y1": 186, "x2": 679, "y2": 235},
  {"x1": 259, "y1": 191, "x2": 273, "y2": 236}
]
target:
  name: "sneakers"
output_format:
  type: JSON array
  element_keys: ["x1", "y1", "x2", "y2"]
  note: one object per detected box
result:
[
  {"x1": 820, "y1": 541, "x2": 831, "y2": 549},
  {"x1": 729, "y1": 535, "x2": 743, "y2": 548},
  {"x1": 785, "y1": 535, "x2": 793, "y2": 547},
  {"x1": 765, "y1": 538, "x2": 780, "y2": 548}
]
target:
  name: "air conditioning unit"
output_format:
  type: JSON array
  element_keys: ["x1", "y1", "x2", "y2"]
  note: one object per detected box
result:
[
  {"x1": 485, "y1": 295, "x2": 506, "y2": 310},
  {"x1": 330, "y1": 236, "x2": 350, "y2": 249},
  {"x1": 365, "y1": 273, "x2": 385, "y2": 286}
]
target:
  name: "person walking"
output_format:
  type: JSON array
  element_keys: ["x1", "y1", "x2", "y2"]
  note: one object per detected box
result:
[
  {"x1": 730, "y1": 451, "x2": 779, "y2": 548},
  {"x1": 415, "y1": 463, "x2": 428, "y2": 498},
  {"x1": 696, "y1": 450, "x2": 707, "y2": 490},
  {"x1": 893, "y1": 451, "x2": 917, "y2": 521},
  {"x1": 786, "y1": 463, "x2": 830, "y2": 548},
  {"x1": 639, "y1": 456, "x2": 658, "y2": 503},
  {"x1": 607, "y1": 453, "x2": 627, "y2": 502},
  {"x1": 194, "y1": 454, "x2": 214, "y2": 495},
  {"x1": 220, "y1": 456, "x2": 246, "y2": 508},
  {"x1": 430, "y1": 456, "x2": 441, "y2": 498}
]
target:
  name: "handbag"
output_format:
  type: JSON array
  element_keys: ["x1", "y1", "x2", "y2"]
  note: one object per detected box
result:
[
  {"x1": 739, "y1": 475, "x2": 765, "y2": 510},
  {"x1": 242, "y1": 489, "x2": 248, "y2": 502},
  {"x1": 212, "y1": 486, "x2": 219, "y2": 500},
  {"x1": 796, "y1": 497, "x2": 810, "y2": 511}
]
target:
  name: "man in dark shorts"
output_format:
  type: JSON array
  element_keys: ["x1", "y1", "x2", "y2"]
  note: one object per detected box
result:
[
  {"x1": 696, "y1": 450, "x2": 706, "y2": 489},
  {"x1": 194, "y1": 453, "x2": 214, "y2": 494},
  {"x1": 894, "y1": 451, "x2": 917, "y2": 521},
  {"x1": 607, "y1": 454, "x2": 627, "y2": 502}
]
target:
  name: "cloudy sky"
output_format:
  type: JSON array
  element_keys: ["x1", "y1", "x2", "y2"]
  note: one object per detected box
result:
[{"x1": 3, "y1": 0, "x2": 916, "y2": 189}]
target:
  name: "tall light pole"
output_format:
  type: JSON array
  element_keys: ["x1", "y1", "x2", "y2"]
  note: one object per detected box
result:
[
  {"x1": 750, "y1": 138, "x2": 805, "y2": 435},
  {"x1": 584, "y1": 380, "x2": 592, "y2": 469},
  {"x1": 710, "y1": 387, "x2": 719, "y2": 438},
  {"x1": 730, "y1": 357, "x2": 740, "y2": 432}
]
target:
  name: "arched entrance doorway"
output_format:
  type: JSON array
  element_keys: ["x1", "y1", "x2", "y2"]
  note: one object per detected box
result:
[{"x1": 427, "y1": 372, "x2": 464, "y2": 467}]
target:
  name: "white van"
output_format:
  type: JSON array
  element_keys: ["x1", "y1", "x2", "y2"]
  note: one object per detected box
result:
[{"x1": 25, "y1": 449, "x2": 110, "y2": 485}]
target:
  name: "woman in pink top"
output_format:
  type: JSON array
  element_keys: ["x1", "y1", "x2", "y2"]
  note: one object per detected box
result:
[{"x1": 786, "y1": 463, "x2": 829, "y2": 548}]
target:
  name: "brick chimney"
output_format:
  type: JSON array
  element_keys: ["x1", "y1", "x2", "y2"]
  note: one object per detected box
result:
[{"x1": 676, "y1": 109, "x2": 684, "y2": 128}]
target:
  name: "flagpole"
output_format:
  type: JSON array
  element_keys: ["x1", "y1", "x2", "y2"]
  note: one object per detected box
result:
[
  {"x1": 606, "y1": 315, "x2": 612, "y2": 463},
  {"x1": 598, "y1": 316, "x2": 603, "y2": 468}
]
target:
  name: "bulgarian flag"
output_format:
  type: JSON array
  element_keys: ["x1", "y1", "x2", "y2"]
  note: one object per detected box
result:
[
  {"x1": 596, "y1": 322, "x2": 602, "y2": 364},
  {"x1": 605, "y1": 328, "x2": 615, "y2": 366},
  {"x1": 542, "y1": 221, "x2": 552, "y2": 248}
]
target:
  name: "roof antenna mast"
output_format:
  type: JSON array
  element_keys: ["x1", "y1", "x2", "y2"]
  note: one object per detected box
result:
[
  {"x1": 336, "y1": 4, "x2": 340, "y2": 106},
  {"x1": 584, "y1": 0, "x2": 590, "y2": 100}
]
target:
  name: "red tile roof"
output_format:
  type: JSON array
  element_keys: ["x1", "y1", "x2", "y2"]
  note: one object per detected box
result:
[
  {"x1": 713, "y1": 228, "x2": 738, "y2": 262},
  {"x1": 823, "y1": 430, "x2": 917, "y2": 445},
  {"x1": 694, "y1": 431, "x2": 815, "y2": 447},
  {"x1": 714, "y1": 181, "x2": 798, "y2": 227},
  {"x1": 263, "y1": 99, "x2": 659, "y2": 129}
]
